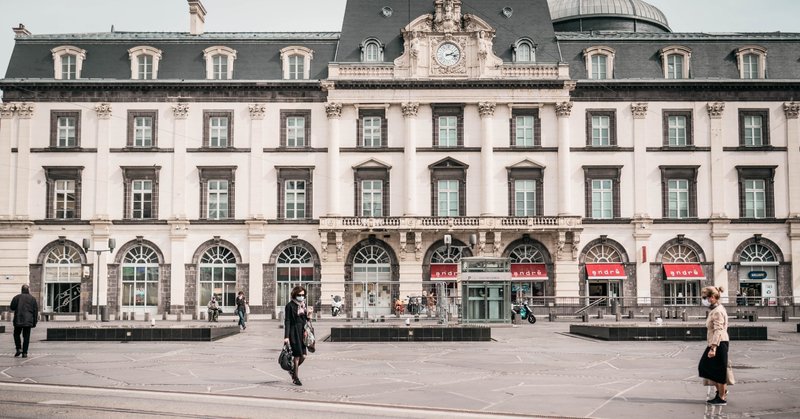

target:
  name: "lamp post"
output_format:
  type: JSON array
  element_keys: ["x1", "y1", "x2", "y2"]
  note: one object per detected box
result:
[{"x1": 83, "y1": 238, "x2": 115, "y2": 321}]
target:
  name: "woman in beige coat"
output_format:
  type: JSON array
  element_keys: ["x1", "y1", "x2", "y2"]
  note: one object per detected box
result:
[{"x1": 697, "y1": 285, "x2": 732, "y2": 405}]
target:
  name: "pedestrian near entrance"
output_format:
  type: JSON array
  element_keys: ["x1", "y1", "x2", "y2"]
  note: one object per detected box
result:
[
  {"x1": 10, "y1": 284, "x2": 38, "y2": 358},
  {"x1": 284, "y1": 285, "x2": 309, "y2": 386},
  {"x1": 698, "y1": 285, "x2": 733, "y2": 405},
  {"x1": 235, "y1": 291, "x2": 247, "y2": 330}
]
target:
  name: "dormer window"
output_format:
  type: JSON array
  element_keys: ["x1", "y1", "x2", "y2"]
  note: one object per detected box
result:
[
  {"x1": 51, "y1": 46, "x2": 86, "y2": 80},
  {"x1": 361, "y1": 38, "x2": 384, "y2": 62},
  {"x1": 203, "y1": 46, "x2": 237, "y2": 80},
  {"x1": 584, "y1": 46, "x2": 615, "y2": 80},
  {"x1": 128, "y1": 46, "x2": 163, "y2": 80},
  {"x1": 512, "y1": 38, "x2": 536, "y2": 63},
  {"x1": 736, "y1": 46, "x2": 767, "y2": 79},
  {"x1": 280, "y1": 46, "x2": 314, "y2": 80},
  {"x1": 660, "y1": 46, "x2": 691, "y2": 79}
]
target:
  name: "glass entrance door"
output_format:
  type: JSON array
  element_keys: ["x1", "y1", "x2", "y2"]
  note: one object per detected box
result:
[
  {"x1": 588, "y1": 281, "x2": 621, "y2": 306},
  {"x1": 465, "y1": 283, "x2": 509, "y2": 323},
  {"x1": 353, "y1": 281, "x2": 392, "y2": 315}
]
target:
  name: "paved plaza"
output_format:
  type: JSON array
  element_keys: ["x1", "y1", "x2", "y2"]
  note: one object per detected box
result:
[{"x1": 1, "y1": 319, "x2": 799, "y2": 418}]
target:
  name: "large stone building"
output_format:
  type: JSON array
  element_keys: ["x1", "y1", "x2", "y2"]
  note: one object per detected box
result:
[{"x1": 1, "y1": 0, "x2": 798, "y2": 320}]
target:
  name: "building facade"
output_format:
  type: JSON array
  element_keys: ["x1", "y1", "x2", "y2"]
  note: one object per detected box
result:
[{"x1": 1, "y1": 0, "x2": 799, "y2": 319}]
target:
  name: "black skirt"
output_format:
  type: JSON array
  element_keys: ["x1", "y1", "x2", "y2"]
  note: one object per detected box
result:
[{"x1": 698, "y1": 341, "x2": 729, "y2": 385}]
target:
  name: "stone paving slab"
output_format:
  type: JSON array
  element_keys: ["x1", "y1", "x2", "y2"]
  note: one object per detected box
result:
[{"x1": 1, "y1": 319, "x2": 799, "y2": 418}]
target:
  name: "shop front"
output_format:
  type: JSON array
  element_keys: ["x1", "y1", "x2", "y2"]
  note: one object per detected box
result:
[
  {"x1": 510, "y1": 263, "x2": 548, "y2": 306},
  {"x1": 738, "y1": 265, "x2": 778, "y2": 306},
  {"x1": 460, "y1": 257, "x2": 511, "y2": 323},
  {"x1": 585, "y1": 263, "x2": 626, "y2": 306},
  {"x1": 662, "y1": 263, "x2": 704, "y2": 305}
]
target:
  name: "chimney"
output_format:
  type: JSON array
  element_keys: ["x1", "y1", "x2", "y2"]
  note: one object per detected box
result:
[
  {"x1": 12, "y1": 23, "x2": 31, "y2": 37},
  {"x1": 188, "y1": 0, "x2": 206, "y2": 35}
]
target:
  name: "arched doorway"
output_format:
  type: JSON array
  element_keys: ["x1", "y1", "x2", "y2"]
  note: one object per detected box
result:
[
  {"x1": 345, "y1": 239, "x2": 399, "y2": 316},
  {"x1": 655, "y1": 237, "x2": 707, "y2": 306},
  {"x1": 505, "y1": 239, "x2": 552, "y2": 306},
  {"x1": 41, "y1": 242, "x2": 86, "y2": 313},
  {"x1": 198, "y1": 245, "x2": 238, "y2": 309},
  {"x1": 275, "y1": 243, "x2": 320, "y2": 312},
  {"x1": 733, "y1": 238, "x2": 785, "y2": 306},
  {"x1": 120, "y1": 243, "x2": 161, "y2": 315},
  {"x1": 580, "y1": 238, "x2": 630, "y2": 305},
  {"x1": 423, "y1": 239, "x2": 473, "y2": 312}
]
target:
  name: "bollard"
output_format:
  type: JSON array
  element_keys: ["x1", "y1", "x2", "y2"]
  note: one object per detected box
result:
[
  {"x1": 682, "y1": 310, "x2": 688, "y2": 322},
  {"x1": 659, "y1": 310, "x2": 665, "y2": 320},
  {"x1": 512, "y1": 313, "x2": 521, "y2": 325},
  {"x1": 162, "y1": 312, "x2": 168, "y2": 321},
  {"x1": 122, "y1": 312, "x2": 129, "y2": 321},
  {"x1": 736, "y1": 310, "x2": 741, "y2": 319},
  {"x1": 356, "y1": 311, "x2": 361, "y2": 319},
  {"x1": 615, "y1": 311, "x2": 621, "y2": 322},
  {"x1": 648, "y1": 311, "x2": 655, "y2": 322},
  {"x1": 380, "y1": 315, "x2": 385, "y2": 323},
  {"x1": 414, "y1": 315, "x2": 420, "y2": 322},
  {"x1": 271, "y1": 312, "x2": 277, "y2": 320},
  {"x1": 144, "y1": 313, "x2": 151, "y2": 322},
  {"x1": 548, "y1": 312, "x2": 556, "y2": 322},
  {"x1": 628, "y1": 310, "x2": 634, "y2": 319},
  {"x1": 199, "y1": 311, "x2": 205, "y2": 321},
  {"x1": 130, "y1": 312, "x2": 136, "y2": 321},
  {"x1": 597, "y1": 309, "x2": 603, "y2": 320},
  {"x1": 278, "y1": 311, "x2": 284, "y2": 328},
  {"x1": 782, "y1": 309, "x2": 789, "y2": 322},
  {"x1": 177, "y1": 312, "x2": 183, "y2": 322},
  {"x1": 581, "y1": 312, "x2": 589, "y2": 323}
]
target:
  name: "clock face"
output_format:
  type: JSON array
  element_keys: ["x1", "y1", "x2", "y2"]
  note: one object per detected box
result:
[{"x1": 436, "y1": 42, "x2": 461, "y2": 66}]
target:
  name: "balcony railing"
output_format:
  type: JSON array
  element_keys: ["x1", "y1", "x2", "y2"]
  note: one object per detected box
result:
[{"x1": 319, "y1": 216, "x2": 582, "y2": 231}]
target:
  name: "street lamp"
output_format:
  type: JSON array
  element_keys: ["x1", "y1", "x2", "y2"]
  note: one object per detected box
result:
[{"x1": 83, "y1": 238, "x2": 115, "y2": 321}]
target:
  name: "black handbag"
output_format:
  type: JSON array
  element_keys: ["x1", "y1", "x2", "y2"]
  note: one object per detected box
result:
[{"x1": 278, "y1": 343, "x2": 293, "y2": 371}]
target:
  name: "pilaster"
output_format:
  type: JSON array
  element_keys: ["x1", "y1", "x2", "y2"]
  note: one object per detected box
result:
[
  {"x1": 248, "y1": 104, "x2": 266, "y2": 219},
  {"x1": 171, "y1": 103, "x2": 189, "y2": 219},
  {"x1": 246, "y1": 220, "x2": 267, "y2": 306},
  {"x1": 707, "y1": 102, "x2": 726, "y2": 218},
  {"x1": 784, "y1": 102, "x2": 800, "y2": 217},
  {"x1": 94, "y1": 103, "x2": 112, "y2": 220},
  {"x1": 402, "y1": 102, "x2": 419, "y2": 216},
  {"x1": 90, "y1": 220, "x2": 113, "y2": 307},
  {"x1": 631, "y1": 102, "x2": 649, "y2": 218},
  {"x1": 326, "y1": 102, "x2": 342, "y2": 216},
  {"x1": 168, "y1": 219, "x2": 190, "y2": 308},
  {"x1": 789, "y1": 219, "x2": 800, "y2": 304},
  {"x1": 709, "y1": 218, "x2": 731, "y2": 295},
  {"x1": 556, "y1": 102, "x2": 573, "y2": 216},
  {"x1": 479, "y1": 102, "x2": 496, "y2": 216},
  {"x1": 631, "y1": 218, "x2": 653, "y2": 303},
  {"x1": 14, "y1": 103, "x2": 33, "y2": 219},
  {"x1": 0, "y1": 103, "x2": 15, "y2": 219}
]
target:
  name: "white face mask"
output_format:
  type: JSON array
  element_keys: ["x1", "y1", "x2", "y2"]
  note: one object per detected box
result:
[
  {"x1": 701, "y1": 298, "x2": 711, "y2": 307},
  {"x1": 296, "y1": 296, "x2": 305, "y2": 302}
]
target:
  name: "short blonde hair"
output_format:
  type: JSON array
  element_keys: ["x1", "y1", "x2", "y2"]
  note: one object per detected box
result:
[{"x1": 701, "y1": 285, "x2": 725, "y2": 299}]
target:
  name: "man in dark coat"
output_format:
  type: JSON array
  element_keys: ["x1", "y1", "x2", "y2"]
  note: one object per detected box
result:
[{"x1": 10, "y1": 284, "x2": 38, "y2": 358}]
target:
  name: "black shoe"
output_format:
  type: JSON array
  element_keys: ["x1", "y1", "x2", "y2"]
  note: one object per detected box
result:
[
  {"x1": 14, "y1": 351, "x2": 21, "y2": 357},
  {"x1": 292, "y1": 377, "x2": 302, "y2": 386},
  {"x1": 21, "y1": 353, "x2": 27, "y2": 358},
  {"x1": 707, "y1": 396, "x2": 727, "y2": 405}
]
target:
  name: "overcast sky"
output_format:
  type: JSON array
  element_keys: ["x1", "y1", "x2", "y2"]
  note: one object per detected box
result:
[{"x1": 0, "y1": 0, "x2": 798, "y2": 78}]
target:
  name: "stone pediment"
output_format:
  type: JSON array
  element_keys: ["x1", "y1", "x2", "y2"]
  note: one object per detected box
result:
[
  {"x1": 428, "y1": 156, "x2": 468, "y2": 170},
  {"x1": 507, "y1": 159, "x2": 546, "y2": 171},
  {"x1": 393, "y1": 0, "x2": 503, "y2": 79},
  {"x1": 352, "y1": 158, "x2": 392, "y2": 170}
]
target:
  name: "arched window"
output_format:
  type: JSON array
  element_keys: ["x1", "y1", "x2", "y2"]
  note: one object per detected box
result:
[
  {"x1": 662, "y1": 243, "x2": 700, "y2": 263},
  {"x1": 509, "y1": 244, "x2": 546, "y2": 263},
  {"x1": 276, "y1": 245, "x2": 316, "y2": 308},
  {"x1": 429, "y1": 245, "x2": 463, "y2": 280},
  {"x1": 353, "y1": 245, "x2": 392, "y2": 314},
  {"x1": 203, "y1": 46, "x2": 237, "y2": 80},
  {"x1": 740, "y1": 243, "x2": 776, "y2": 263},
  {"x1": 360, "y1": 38, "x2": 384, "y2": 62},
  {"x1": 122, "y1": 244, "x2": 159, "y2": 311},
  {"x1": 660, "y1": 46, "x2": 691, "y2": 79},
  {"x1": 44, "y1": 245, "x2": 83, "y2": 313},
  {"x1": 513, "y1": 39, "x2": 535, "y2": 63},
  {"x1": 583, "y1": 46, "x2": 615, "y2": 80},
  {"x1": 584, "y1": 243, "x2": 623, "y2": 263},
  {"x1": 736, "y1": 46, "x2": 767, "y2": 79},
  {"x1": 199, "y1": 245, "x2": 237, "y2": 307},
  {"x1": 662, "y1": 241, "x2": 704, "y2": 306},
  {"x1": 582, "y1": 240, "x2": 627, "y2": 305},
  {"x1": 508, "y1": 243, "x2": 548, "y2": 304},
  {"x1": 738, "y1": 242, "x2": 778, "y2": 305},
  {"x1": 51, "y1": 46, "x2": 86, "y2": 80},
  {"x1": 280, "y1": 46, "x2": 314, "y2": 80},
  {"x1": 128, "y1": 46, "x2": 163, "y2": 80}
]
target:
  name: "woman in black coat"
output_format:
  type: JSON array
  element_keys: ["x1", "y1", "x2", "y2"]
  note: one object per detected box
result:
[{"x1": 284, "y1": 285, "x2": 308, "y2": 386}]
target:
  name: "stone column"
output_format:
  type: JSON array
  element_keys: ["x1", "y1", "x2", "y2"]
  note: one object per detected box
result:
[
  {"x1": 90, "y1": 220, "x2": 112, "y2": 310},
  {"x1": 479, "y1": 102, "x2": 496, "y2": 216},
  {"x1": 632, "y1": 219, "x2": 653, "y2": 304},
  {"x1": 707, "y1": 102, "x2": 726, "y2": 218},
  {"x1": 14, "y1": 103, "x2": 33, "y2": 219},
  {"x1": 171, "y1": 103, "x2": 189, "y2": 219},
  {"x1": 0, "y1": 103, "x2": 15, "y2": 219},
  {"x1": 402, "y1": 103, "x2": 419, "y2": 216},
  {"x1": 326, "y1": 102, "x2": 342, "y2": 216},
  {"x1": 248, "y1": 104, "x2": 266, "y2": 218},
  {"x1": 246, "y1": 220, "x2": 266, "y2": 308},
  {"x1": 554, "y1": 231, "x2": 580, "y2": 298},
  {"x1": 168, "y1": 220, "x2": 189, "y2": 311},
  {"x1": 785, "y1": 102, "x2": 800, "y2": 217},
  {"x1": 789, "y1": 220, "x2": 800, "y2": 304},
  {"x1": 709, "y1": 218, "x2": 731, "y2": 296},
  {"x1": 556, "y1": 102, "x2": 573, "y2": 216},
  {"x1": 631, "y1": 103, "x2": 649, "y2": 218},
  {"x1": 94, "y1": 103, "x2": 112, "y2": 220}
]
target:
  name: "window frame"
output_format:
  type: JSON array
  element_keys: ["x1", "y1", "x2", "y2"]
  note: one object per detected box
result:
[
  {"x1": 203, "y1": 111, "x2": 234, "y2": 148},
  {"x1": 659, "y1": 46, "x2": 691, "y2": 79},
  {"x1": 429, "y1": 158, "x2": 468, "y2": 217},
  {"x1": 44, "y1": 166, "x2": 83, "y2": 220},
  {"x1": 510, "y1": 108, "x2": 541, "y2": 147},
  {"x1": 659, "y1": 166, "x2": 698, "y2": 219},
  {"x1": 280, "y1": 46, "x2": 314, "y2": 80},
  {"x1": 127, "y1": 46, "x2": 163, "y2": 80},
  {"x1": 512, "y1": 38, "x2": 536, "y2": 63},
  {"x1": 203, "y1": 46, "x2": 237, "y2": 80},
  {"x1": 585, "y1": 110, "x2": 616, "y2": 147},
  {"x1": 507, "y1": 165, "x2": 544, "y2": 217},
  {"x1": 276, "y1": 167, "x2": 314, "y2": 221},
  {"x1": 583, "y1": 166, "x2": 621, "y2": 220},
  {"x1": 360, "y1": 38, "x2": 385, "y2": 62},
  {"x1": 357, "y1": 108, "x2": 387, "y2": 148},
  {"x1": 126, "y1": 110, "x2": 158, "y2": 148},
  {"x1": 432, "y1": 105, "x2": 464, "y2": 148},
  {"x1": 739, "y1": 109, "x2": 770, "y2": 147},
  {"x1": 662, "y1": 110, "x2": 693, "y2": 147},
  {"x1": 50, "y1": 45, "x2": 86, "y2": 80},
  {"x1": 280, "y1": 110, "x2": 312, "y2": 148},
  {"x1": 736, "y1": 46, "x2": 767, "y2": 79},
  {"x1": 354, "y1": 164, "x2": 391, "y2": 217},
  {"x1": 198, "y1": 166, "x2": 236, "y2": 220},
  {"x1": 50, "y1": 110, "x2": 81, "y2": 148},
  {"x1": 121, "y1": 166, "x2": 160, "y2": 220},
  {"x1": 584, "y1": 46, "x2": 615, "y2": 80},
  {"x1": 736, "y1": 166, "x2": 775, "y2": 219}
]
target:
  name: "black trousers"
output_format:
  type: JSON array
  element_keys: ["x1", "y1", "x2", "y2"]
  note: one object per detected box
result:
[{"x1": 13, "y1": 326, "x2": 32, "y2": 354}]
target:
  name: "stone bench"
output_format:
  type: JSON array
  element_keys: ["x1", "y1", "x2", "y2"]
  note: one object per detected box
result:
[{"x1": 41, "y1": 312, "x2": 81, "y2": 322}]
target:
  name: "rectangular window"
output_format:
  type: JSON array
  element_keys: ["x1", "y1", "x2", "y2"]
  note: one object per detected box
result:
[
  {"x1": 362, "y1": 116, "x2": 382, "y2": 147},
  {"x1": 667, "y1": 179, "x2": 689, "y2": 219},
  {"x1": 285, "y1": 180, "x2": 306, "y2": 219},
  {"x1": 743, "y1": 54, "x2": 759, "y2": 79},
  {"x1": 437, "y1": 180, "x2": 459, "y2": 217},
  {"x1": 744, "y1": 179, "x2": 766, "y2": 218},
  {"x1": 515, "y1": 116, "x2": 534, "y2": 147},
  {"x1": 591, "y1": 179, "x2": 613, "y2": 219},
  {"x1": 57, "y1": 117, "x2": 77, "y2": 147},
  {"x1": 288, "y1": 55, "x2": 304, "y2": 80},
  {"x1": 138, "y1": 55, "x2": 153, "y2": 80},
  {"x1": 438, "y1": 116, "x2": 458, "y2": 147},
  {"x1": 361, "y1": 180, "x2": 383, "y2": 217},
  {"x1": 131, "y1": 180, "x2": 153, "y2": 219},
  {"x1": 743, "y1": 115, "x2": 763, "y2": 146},
  {"x1": 133, "y1": 116, "x2": 153, "y2": 147},
  {"x1": 54, "y1": 179, "x2": 77, "y2": 219},
  {"x1": 591, "y1": 55, "x2": 607, "y2": 79},
  {"x1": 61, "y1": 54, "x2": 76, "y2": 79},
  {"x1": 286, "y1": 117, "x2": 306, "y2": 147},
  {"x1": 207, "y1": 180, "x2": 229, "y2": 220},
  {"x1": 591, "y1": 115, "x2": 610, "y2": 146},
  {"x1": 667, "y1": 54, "x2": 683, "y2": 79},
  {"x1": 514, "y1": 180, "x2": 536, "y2": 217},
  {"x1": 209, "y1": 117, "x2": 229, "y2": 147},
  {"x1": 212, "y1": 55, "x2": 228, "y2": 80},
  {"x1": 668, "y1": 115, "x2": 687, "y2": 146}
]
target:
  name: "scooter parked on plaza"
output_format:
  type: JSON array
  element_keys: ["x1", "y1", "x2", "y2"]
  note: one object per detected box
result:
[
  {"x1": 511, "y1": 301, "x2": 536, "y2": 324},
  {"x1": 331, "y1": 295, "x2": 344, "y2": 317}
]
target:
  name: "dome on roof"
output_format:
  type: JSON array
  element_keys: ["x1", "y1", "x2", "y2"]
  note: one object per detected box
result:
[{"x1": 548, "y1": 0, "x2": 671, "y2": 33}]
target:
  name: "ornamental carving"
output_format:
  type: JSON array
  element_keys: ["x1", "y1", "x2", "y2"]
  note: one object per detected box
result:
[
  {"x1": 172, "y1": 103, "x2": 189, "y2": 119},
  {"x1": 320, "y1": 80, "x2": 335, "y2": 92},
  {"x1": 0, "y1": 103, "x2": 15, "y2": 119},
  {"x1": 248, "y1": 103, "x2": 266, "y2": 120},
  {"x1": 478, "y1": 102, "x2": 496, "y2": 118},
  {"x1": 325, "y1": 102, "x2": 342, "y2": 119},
  {"x1": 706, "y1": 102, "x2": 725, "y2": 119},
  {"x1": 434, "y1": 0, "x2": 462, "y2": 33},
  {"x1": 630, "y1": 102, "x2": 648, "y2": 119},
  {"x1": 15, "y1": 103, "x2": 34, "y2": 119},
  {"x1": 556, "y1": 101, "x2": 573, "y2": 118},
  {"x1": 785, "y1": 102, "x2": 800, "y2": 119},
  {"x1": 94, "y1": 103, "x2": 112, "y2": 119},
  {"x1": 402, "y1": 102, "x2": 419, "y2": 118},
  {"x1": 571, "y1": 232, "x2": 581, "y2": 260}
]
